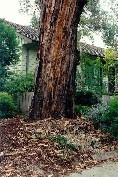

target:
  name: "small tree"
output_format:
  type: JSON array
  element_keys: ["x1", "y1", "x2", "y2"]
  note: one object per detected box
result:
[
  {"x1": 0, "y1": 19, "x2": 20, "y2": 91},
  {"x1": 30, "y1": 12, "x2": 39, "y2": 29},
  {"x1": 0, "y1": 19, "x2": 20, "y2": 66}
]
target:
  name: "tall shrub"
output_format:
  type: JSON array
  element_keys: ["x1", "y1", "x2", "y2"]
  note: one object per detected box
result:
[
  {"x1": 0, "y1": 92, "x2": 17, "y2": 118},
  {"x1": 0, "y1": 19, "x2": 20, "y2": 91}
]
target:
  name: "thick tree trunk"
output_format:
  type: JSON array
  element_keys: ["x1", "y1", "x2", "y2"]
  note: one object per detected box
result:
[{"x1": 29, "y1": 0, "x2": 87, "y2": 119}]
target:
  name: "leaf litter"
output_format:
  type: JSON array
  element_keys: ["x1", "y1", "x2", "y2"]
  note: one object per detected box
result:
[{"x1": 0, "y1": 116, "x2": 117, "y2": 176}]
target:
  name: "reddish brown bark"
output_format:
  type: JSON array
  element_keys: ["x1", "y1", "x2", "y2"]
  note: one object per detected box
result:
[{"x1": 29, "y1": 0, "x2": 87, "y2": 119}]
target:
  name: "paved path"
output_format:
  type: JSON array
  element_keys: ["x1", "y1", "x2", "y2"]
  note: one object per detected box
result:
[{"x1": 69, "y1": 162, "x2": 118, "y2": 177}]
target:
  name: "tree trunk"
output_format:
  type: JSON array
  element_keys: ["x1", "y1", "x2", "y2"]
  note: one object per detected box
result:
[{"x1": 29, "y1": 0, "x2": 87, "y2": 119}]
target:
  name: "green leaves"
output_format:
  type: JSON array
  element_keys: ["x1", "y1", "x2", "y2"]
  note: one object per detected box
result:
[
  {"x1": 30, "y1": 12, "x2": 39, "y2": 29},
  {"x1": 5, "y1": 73, "x2": 34, "y2": 94},
  {"x1": 0, "y1": 19, "x2": 20, "y2": 67},
  {"x1": 0, "y1": 19, "x2": 20, "y2": 92},
  {"x1": 76, "y1": 53, "x2": 103, "y2": 94},
  {"x1": 86, "y1": 97, "x2": 118, "y2": 139},
  {"x1": 102, "y1": 48, "x2": 118, "y2": 76},
  {"x1": 78, "y1": 0, "x2": 118, "y2": 49},
  {"x1": 0, "y1": 92, "x2": 18, "y2": 118},
  {"x1": 49, "y1": 134, "x2": 78, "y2": 152}
]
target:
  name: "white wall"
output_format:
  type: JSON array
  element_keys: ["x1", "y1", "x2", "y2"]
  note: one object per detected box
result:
[{"x1": 9, "y1": 33, "x2": 38, "y2": 75}]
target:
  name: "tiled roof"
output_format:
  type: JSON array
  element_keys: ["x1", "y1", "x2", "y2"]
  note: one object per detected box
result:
[
  {"x1": 5, "y1": 20, "x2": 39, "y2": 41},
  {"x1": 79, "y1": 42, "x2": 105, "y2": 57},
  {"x1": 5, "y1": 20, "x2": 105, "y2": 57}
]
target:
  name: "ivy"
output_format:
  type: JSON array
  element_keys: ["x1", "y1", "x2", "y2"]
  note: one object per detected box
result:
[
  {"x1": 76, "y1": 53, "x2": 103, "y2": 95},
  {"x1": 76, "y1": 47, "x2": 117, "y2": 95}
]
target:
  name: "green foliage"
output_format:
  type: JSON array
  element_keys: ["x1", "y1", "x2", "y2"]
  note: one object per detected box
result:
[
  {"x1": 0, "y1": 92, "x2": 18, "y2": 118},
  {"x1": 75, "y1": 90, "x2": 100, "y2": 106},
  {"x1": 0, "y1": 19, "x2": 20, "y2": 67},
  {"x1": 101, "y1": 0, "x2": 118, "y2": 49},
  {"x1": 0, "y1": 19, "x2": 20, "y2": 92},
  {"x1": 102, "y1": 97, "x2": 118, "y2": 138},
  {"x1": 49, "y1": 134, "x2": 78, "y2": 152},
  {"x1": 85, "y1": 103, "x2": 108, "y2": 129},
  {"x1": 0, "y1": 66, "x2": 7, "y2": 91},
  {"x1": 30, "y1": 12, "x2": 39, "y2": 29},
  {"x1": 86, "y1": 97, "x2": 118, "y2": 139},
  {"x1": 79, "y1": 0, "x2": 118, "y2": 49},
  {"x1": 49, "y1": 134, "x2": 67, "y2": 148},
  {"x1": 103, "y1": 48, "x2": 118, "y2": 76},
  {"x1": 5, "y1": 73, "x2": 34, "y2": 94},
  {"x1": 107, "y1": 97, "x2": 118, "y2": 116},
  {"x1": 76, "y1": 53, "x2": 104, "y2": 95},
  {"x1": 78, "y1": 0, "x2": 101, "y2": 40},
  {"x1": 75, "y1": 89, "x2": 100, "y2": 117},
  {"x1": 76, "y1": 49, "x2": 117, "y2": 95},
  {"x1": 104, "y1": 48, "x2": 117, "y2": 64},
  {"x1": 74, "y1": 104, "x2": 90, "y2": 116},
  {"x1": 103, "y1": 23, "x2": 118, "y2": 49}
]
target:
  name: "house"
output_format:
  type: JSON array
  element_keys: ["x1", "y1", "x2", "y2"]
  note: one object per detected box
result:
[
  {"x1": 6, "y1": 21, "x2": 118, "y2": 94},
  {"x1": 78, "y1": 42, "x2": 118, "y2": 94},
  {"x1": 77, "y1": 42, "x2": 105, "y2": 93},
  {"x1": 5, "y1": 20, "x2": 39, "y2": 74}
]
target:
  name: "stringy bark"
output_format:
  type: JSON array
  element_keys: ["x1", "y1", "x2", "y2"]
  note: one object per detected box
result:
[{"x1": 30, "y1": 0, "x2": 87, "y2": 119}]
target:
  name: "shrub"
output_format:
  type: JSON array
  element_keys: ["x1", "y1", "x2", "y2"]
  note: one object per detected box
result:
[
  {"x1": 85, "y1": 103, "x2": 107, "y2": 129},
  {"x1": 86, "y1": 97, "x2": 118, "y2": 139},
  {"x1": 75, "y1": 90, "x2": 100, "y2": 106},
  {"x1": 0, "y1": 66, "x2": 7, "y2": 92},
  {"x1": 102, "y1": 97, "x2": 118, "y2": 138},
  {"x1": 74, "y1": 104, "x2": 90, "y2": 116},
  {"x1": 104, "y1": 97, "x2": 118, "y2": 119},
  {"x1": 0, "y1": 92, "x2": 17, "y2": 118},
  {"x1": 5, "y1": 73, "x2": 34, "y2": 94}
]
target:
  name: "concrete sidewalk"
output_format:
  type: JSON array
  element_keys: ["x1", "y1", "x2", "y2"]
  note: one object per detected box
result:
[{"x1": 69, "y1": 162, "x2": 118, "y2": 177}]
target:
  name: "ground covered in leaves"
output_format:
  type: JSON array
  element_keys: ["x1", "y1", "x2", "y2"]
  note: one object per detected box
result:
[{"x1": 0, "y1": 116, "x2": 118, "y2": 177}]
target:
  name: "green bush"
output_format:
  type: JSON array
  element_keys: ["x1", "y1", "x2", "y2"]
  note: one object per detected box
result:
[
  {"x1": 0, "y1": 92, "x2": 17, "y2": 118},
  {"x1": 0, "y1": 66, "x2": 7, "y2": 92},
  {"x1": 74, "y1": 104, "x2": 90, "y2": 116},
  {"x1": 4, "y1": 73, "x2": 34, "y2": 94},
  {"x1": 75, "y1": 90, "x2": 100, "y2": 106},
  {"x1": 86, "y1": 97, "x2": 118, "y2": 139},
  {"x1": 102, "y1": 97, "x2": 118, "y2": 138},
  {"x1": 104, "y1": 97, "x2": 118, "y2": 119}
]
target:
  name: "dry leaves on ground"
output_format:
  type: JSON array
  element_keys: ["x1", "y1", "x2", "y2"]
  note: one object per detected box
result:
[{"x1": 0, "y1": 116, "x2": 118, "y2": 177}]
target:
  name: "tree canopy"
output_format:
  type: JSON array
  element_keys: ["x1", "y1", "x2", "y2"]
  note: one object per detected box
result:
[
  {"x1": 0, "y1": 19, "x2": 20, "y2": 91},
  {"x1": 78, "y1": 0, "x2": 118, "y2": 49},
  {"x1": 0, "y1": 19, "x2": 20, "y2": 67},
  {"x1": 30, "y1": 12, "x2": 39, "y2": 29}
]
